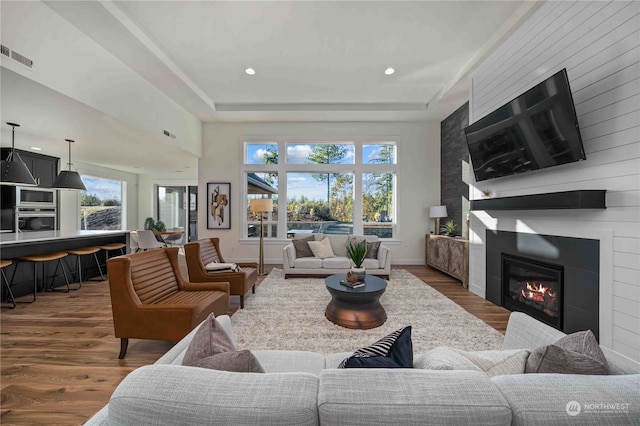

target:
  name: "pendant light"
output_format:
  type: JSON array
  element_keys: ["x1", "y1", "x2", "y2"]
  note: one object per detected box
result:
[
  {"x1": 1, "y1": 122, "x2": 38, "y2": 186},
  {"x1": 52, "y1": 139, "x2": 86, "y2": 190}
]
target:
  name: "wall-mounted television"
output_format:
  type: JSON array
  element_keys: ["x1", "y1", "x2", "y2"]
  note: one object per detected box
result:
[{"x1": 464, "y1": 69, "x2": 586, "y2": 182}]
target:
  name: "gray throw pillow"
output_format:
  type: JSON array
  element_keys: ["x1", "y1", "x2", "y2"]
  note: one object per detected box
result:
[
  {"x1": 189, "y1": 350, "x2": 265, "y2": 373},
  {"x1": 349, "y1": 237, "x2": 380, "y2": 259},
  {"x1": 293, "y1": 235, "x2": 315, "y2": 258},
  {"x1": 525, "y1": 330, "x2": 609, "y2": 375},
  {"x1": 183, "y1": 314, "x2": 264, "y2": 373},
  {"x1": 366, "y1": 241, "x2": 381, "y2": 259}
]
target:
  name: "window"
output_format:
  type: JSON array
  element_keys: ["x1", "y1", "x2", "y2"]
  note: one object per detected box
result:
[
  {"x1": 80, "y1": 176, "x2": 124, "y2": 230},
  {"x1": 243, "y1": 140, "x2": 397, "y2": 239}
]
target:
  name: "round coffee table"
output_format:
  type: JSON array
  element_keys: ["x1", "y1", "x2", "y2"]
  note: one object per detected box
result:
[{"x1": 324, "y1": 274, "x2": 387, "y2": 330}]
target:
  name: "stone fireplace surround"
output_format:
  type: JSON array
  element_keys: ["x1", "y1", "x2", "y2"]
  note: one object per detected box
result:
[{"x1": 486, "y1": 230, "x2": 599, "y2": 339}]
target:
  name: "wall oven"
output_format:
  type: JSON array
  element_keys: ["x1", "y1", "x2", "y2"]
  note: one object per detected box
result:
[
  {"x1": 0, "y1": 186, "x2": 58, "y2": 233},
  {"x1": 15, "y1": 186, "x2": 57, "y2": 208},
  {"x1": 16, "y1": 207, "x2": 57, "y2": 232}
]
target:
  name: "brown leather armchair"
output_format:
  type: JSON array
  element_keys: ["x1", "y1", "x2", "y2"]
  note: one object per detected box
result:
[
  {"x1": 184, "y1": 238, "x2": 258, "y2": 308},
  {"x1": 107, "y1": 247, "x2": 229, "y2": 358}
]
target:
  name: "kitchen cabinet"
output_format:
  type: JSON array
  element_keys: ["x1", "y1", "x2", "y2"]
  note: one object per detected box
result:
[
  {"x1": 426, "y1": 234, "x2": 469, "y2": 288},
  {"x1": 1, "y1": 148, "x2": 59, "y2": 187}
]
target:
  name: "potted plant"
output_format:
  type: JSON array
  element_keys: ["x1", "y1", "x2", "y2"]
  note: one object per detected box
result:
[
  {"x1": 441, "y1": 220, "x2": 458, "y2": 237},
  {"x1": 144, "y1": 217, "x2": 167, "y2": 242},
  {"x1": 346, "y1": 240, "x2": 369, "y2": 281}
]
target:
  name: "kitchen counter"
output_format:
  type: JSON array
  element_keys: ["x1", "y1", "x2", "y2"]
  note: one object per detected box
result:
[
  {"x1": 1, "y1": 230, "x2": 130, "y2": 300},
  {"x1": 0, "y1": 230, "x2": 132, "y2": 246}
]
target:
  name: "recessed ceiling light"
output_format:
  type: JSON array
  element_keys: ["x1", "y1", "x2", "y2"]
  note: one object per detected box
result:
[
  {"x1": 30, "y1": 146, "x2": 42, "y2": 151},
  {"x1": 245, "y1": 68, "x2": 256, "y2": 75},
  {"x1": 384, "y1": 67, "x2": 395, "y2": 75}
]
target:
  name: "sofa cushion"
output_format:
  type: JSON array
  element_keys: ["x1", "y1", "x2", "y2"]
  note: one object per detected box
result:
[
  {"x1": 318, "y1": 369, "x2": 512, "y2": 426},
  {"x1": 339, "y1": 326, "x2": 412, "y2": 368},
  {"x1": 292, "y1": 235, "x2": 315, "y2": 258},
  {"x1": 322, "y1": 257, "x2": 351, "y2": 269},
  {"x1": 362, "y1": 258, "x2": 381, "y2": 269},
  {"x1": 188, "y1": 350, "x2": 264, "y2": 373},
  {"x1": 414, "y1": 347, "x2": 529, "y2": 377},
  {"x1": 492, "y1": 373, "x2": 640, "y2": 425},
  {"x1": 525, "y1": 330, "x2": 609, "y2": 375},
  {"x1": 294, "y1": 257, "x2": 323, "y2": 269},
  {"x1": 253, "y1": 350, "x2": 327, "y2": 375},
  {"x1": 109, "y1": 365, "x2": 320, "y2": 426},
  {"x1": 308, "y1": 238, "x2": 335, "y2": 259},
  {"x1": 182, "y1": 313, "x2": 235, "y2": 366}
]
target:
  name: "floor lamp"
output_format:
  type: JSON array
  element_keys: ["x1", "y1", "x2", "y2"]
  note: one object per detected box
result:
[
  {"x1": 250, "y1": 198, "x2": 273, "y2": 275},
  {"x1": 429, "y1": 205, "x2": 448, "y2": 235}
]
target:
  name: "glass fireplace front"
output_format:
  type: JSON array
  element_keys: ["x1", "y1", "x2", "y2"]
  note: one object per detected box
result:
[{"x1": 502, "y1": 254, "x2": 563, "y2": 329}]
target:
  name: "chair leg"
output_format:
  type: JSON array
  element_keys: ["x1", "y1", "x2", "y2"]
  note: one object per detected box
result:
[
  {"x1": 119, "y1": 338, "x2": 129, "y2": 359},
  {"x1": 49, "y1": 259, "x2": 70, "y2": 293},
  {"x1": 239, "y1": 295, "x2": 245, "y2": 309},
  {"x1": 69, "y1": 255, "x2": 82, "y2": 290},
  {"x1": 252, "y1": 284, "x2": 256, "y2": 294},
  {"x1": 1, "y1": 269, "x2": 16, "y2": 309},
  {"x1": 93, "y1": 252, "x2": 105, "y2": 281}
]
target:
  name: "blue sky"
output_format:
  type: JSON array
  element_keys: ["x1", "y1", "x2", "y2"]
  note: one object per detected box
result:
[
  {"x1": 82, "y1": 176, "x2": 122, "y2": 201},
  {"x1": 247, "y1": 143, "x2": 394, "y2": 201}
]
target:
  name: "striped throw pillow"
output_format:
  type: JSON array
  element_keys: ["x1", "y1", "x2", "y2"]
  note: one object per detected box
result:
[{"x1": 339, "y1": 326, "x2": 413, "y2": 368}]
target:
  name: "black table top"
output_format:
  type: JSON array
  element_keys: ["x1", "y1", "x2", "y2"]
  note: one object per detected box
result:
[{"x1": 325, "y1": 273, "x2": 387, "y2": 293}]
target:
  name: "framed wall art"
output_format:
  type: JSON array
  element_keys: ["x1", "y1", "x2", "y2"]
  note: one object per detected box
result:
[{"x1": 207, "y1": 183, "x2": 231, "y2": 229}]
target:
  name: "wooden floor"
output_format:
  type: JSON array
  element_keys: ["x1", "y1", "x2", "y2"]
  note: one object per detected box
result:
[{"x1": 1, "y1": 263, "x2": 509, "y2": 425}]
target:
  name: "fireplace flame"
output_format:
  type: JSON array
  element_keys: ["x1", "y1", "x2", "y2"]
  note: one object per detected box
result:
[{"x1": 520, "y1": 281, "x2": 555, "y2": 303}]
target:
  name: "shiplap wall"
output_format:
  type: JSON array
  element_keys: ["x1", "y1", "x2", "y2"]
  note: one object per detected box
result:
[{"x1": 468, "y1": 1, "x2": 640, "y2": 366}]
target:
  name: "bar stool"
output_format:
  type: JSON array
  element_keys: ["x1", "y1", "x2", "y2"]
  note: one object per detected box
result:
[
  {"x1": 67, "y1": 246, "x2": 105, "y2": 289},
  {"x1": 10, "y1": 252, "x2": 71, "y2": 302},
  {"x1": 1, "y1": 260, "x2": 16, "y2": 309},
  {"x1": 97, "y1": 243, "x2": 126, "y2": 276}
]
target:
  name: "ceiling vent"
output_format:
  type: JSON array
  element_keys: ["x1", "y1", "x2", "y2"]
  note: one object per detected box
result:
[{"x1": 0, "y1": 45, "x2": 34, "y2": 69}]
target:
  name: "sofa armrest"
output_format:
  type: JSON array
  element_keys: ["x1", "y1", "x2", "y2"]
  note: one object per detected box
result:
[
  {"x1": 108, "y1": 365, "x2": 319, "y2": 426},
  {"x1": 284, "y1": 243, "x2": 296, "y2": 268},
  {"x1": 502, "y1": 312, "x2": 566, "y2": 351},
  {"x1": 377, "y1": 245, "x2": 390, "y2": 269},
  {"x1": 181, "y1": 281, "x2": 230, "y2": 293}
]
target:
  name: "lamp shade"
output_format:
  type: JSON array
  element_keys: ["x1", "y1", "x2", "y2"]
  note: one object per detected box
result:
[
  {"x1": 250, "y1": 198, "x2": 273, "y2": 213},
  {"x1": 53, "y1": 139, "x2": 86, "y2": 190},
  {"x1": 429, "y1": 205, "x2": 448, "y2": 218},
  {"x1": 53, "y1": 170, "x2": 87, "y2": 191},
  {"x1": 1, "y1": 122, "x2": 37, "y2": 186},
  {"x1": 1, "y1": 159, "x2": 38, "y2": 186}
]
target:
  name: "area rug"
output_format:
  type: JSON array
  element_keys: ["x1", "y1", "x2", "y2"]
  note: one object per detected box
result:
[{"x1": 230, "y1": 269, "x2": 504, "y2": 354}]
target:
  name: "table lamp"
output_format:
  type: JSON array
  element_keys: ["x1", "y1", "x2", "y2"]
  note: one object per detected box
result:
[
  {"x1": 429, "y1": 205, "x2": 448, "y2": 235},
  {"x1": 250, "y1": 198, "x2": 273, "y2": 275}
]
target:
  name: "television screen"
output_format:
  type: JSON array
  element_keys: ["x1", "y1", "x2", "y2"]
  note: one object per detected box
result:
[{"x1": 464, "y1": 69, "x2": 586, "y2": 182}]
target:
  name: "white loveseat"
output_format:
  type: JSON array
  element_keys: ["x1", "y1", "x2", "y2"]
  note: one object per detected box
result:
[{"x1": 282, "y1": 233, "x2": 391, "y2": 279}]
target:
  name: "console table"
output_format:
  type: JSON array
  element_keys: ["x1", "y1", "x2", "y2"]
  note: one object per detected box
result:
[{"x1": 425, "y1": 234, "x2": 469, "y2": 288}]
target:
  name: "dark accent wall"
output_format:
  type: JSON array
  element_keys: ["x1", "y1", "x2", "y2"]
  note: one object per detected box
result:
[{"x1": 440, "y1": 102, "x2": 469, "y2": 235}]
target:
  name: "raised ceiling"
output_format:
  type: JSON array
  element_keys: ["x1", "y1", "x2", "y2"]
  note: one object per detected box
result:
[{"x1": 1, "y1": 1, "x2": 538, "y2": 173}]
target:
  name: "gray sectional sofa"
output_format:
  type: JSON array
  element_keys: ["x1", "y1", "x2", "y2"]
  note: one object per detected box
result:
[
  {"x1": 85, "y1": 312, "x2": 639, "y2": 425},
  {"x1": 283, "y1": 233, "x2": 391, "y2": 278}
]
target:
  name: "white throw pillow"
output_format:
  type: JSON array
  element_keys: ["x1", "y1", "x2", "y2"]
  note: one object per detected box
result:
[
  {"x1": 307, "y1": 237, "x2": 335, "y2": 259},
  {"x1": 413, "y1": 347, "x2": 530, "y2": 377}
]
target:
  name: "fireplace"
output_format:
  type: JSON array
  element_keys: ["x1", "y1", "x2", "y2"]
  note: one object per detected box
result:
[
  {"x1": 502, "y1": 254, "x2": 562, "y2": 329},
  {"x1": 486, "y1": 231, "x2": 599, "y2": 339}
]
